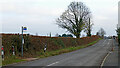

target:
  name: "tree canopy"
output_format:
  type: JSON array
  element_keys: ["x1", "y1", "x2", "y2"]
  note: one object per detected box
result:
[{"x1": 56, "y1": 1, "x2": 91, "y2": 38}]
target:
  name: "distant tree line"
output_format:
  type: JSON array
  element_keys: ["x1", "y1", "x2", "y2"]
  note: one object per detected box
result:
[
  {"x1": 96, "y1": 28, "x2": 106, "y2": 37},
  {"x1": 56, "y1": 34, "x2": 73, "y2": 37},
  {"x1": 60, "y1": 34, "x2": 73, "y2": 37}
]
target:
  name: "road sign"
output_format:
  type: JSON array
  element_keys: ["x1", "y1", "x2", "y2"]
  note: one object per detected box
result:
[
  {"x1": 22, "y1": 38, "x2": 24, "y2": 44},
  {"x1": 23, "y1": 27, "x2": 27, "y2": 30}
]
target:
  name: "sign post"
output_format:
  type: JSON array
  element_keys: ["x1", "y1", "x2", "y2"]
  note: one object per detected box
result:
[
  {"x1": 1, "y1": 46, "x2": 4, "y2": 60},
  {"x1": 44, "y1": 44, "x2": 47, "y2": 52},
  {"x1": 12, "y1": 46, "x2": 15, "y2": 55},
  {"x1": 21, "y1": 26, "x2": 27, "y2": 57}
]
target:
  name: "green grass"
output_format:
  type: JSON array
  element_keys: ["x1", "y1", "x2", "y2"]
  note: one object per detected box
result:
[
  {"x1": 3, "y1": 38, "x2": 101, "y2": 66},
  {"x1": 38, "y1": 38, "x2": 101, "y2": 58},
  {"x1": 2, "y1": 56, "x2": 25, "y2": 66}
]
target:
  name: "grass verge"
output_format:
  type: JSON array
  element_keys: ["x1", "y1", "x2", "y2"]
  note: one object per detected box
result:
[
  {"x1": 2, "y1": 56, "x2": 25, "y2": 66},
  {"x1": 3, "y1": 38, "x2": 101, "y2": 66},
  {"x1": 38, "y1": 38, "x2": 101, "y2": 58}
]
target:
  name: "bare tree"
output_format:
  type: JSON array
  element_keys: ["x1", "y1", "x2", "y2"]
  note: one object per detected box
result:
[
  {"x1": 98, "y1": 28, "x2": 106, "y2": 37},
  {"x1": 36, "y1": 33, "x2": 38, "y2": 36},
  {"x1": 96, "y1": 32, "x2": 99, "y2": 35},
  {"x1": 56, "y1": 1, "x2": 91, "y2": 38},
  {"x1": 84, "y1": 18, "x2": 93, "y2": 36},
  {"x1": 55, "y1": 33, "x2": 59, "y2": 37}
]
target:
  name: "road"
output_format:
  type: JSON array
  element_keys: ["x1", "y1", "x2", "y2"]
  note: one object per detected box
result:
[
  {"x1": 3, "y1": 39, "x2": 119, "y2": 68},
  {"x1": 103, "y1": 39, "x2": 119, "y2": 68}
]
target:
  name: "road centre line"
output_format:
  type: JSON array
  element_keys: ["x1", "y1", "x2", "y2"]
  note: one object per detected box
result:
[{"x1": 47, "y1": 61, "x2": 59, "y2": 66}]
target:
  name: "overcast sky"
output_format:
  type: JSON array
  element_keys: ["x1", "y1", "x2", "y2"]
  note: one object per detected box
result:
[{"x1": 0, "y1": 0, "x2": 119, "y2": 36}]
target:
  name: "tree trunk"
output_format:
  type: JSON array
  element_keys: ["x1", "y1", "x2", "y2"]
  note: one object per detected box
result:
[
  {"x1": 87, "y1": 18, "x2": 91, "y2": 37},
  {"x1": 76, "y1": 34, "x2": 80, "y2": 38}
]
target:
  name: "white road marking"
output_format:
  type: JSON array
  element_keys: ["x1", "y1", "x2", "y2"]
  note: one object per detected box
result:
[
  {"x1": 100, "y1": 52, "x2": 111, "y2": 68},
  {"x1": 105, "y1": 41, "x2": 110, "y2": 46},
  {"x1": 104, "y1": 40, "x2": 106, "y2": 43},
  {"x1": 108, "y1": 39, "x2": 112, "y2": 40},
  {"x1": 47, "y1": 61, "x2": 59, "y2": 66},
  {"x1": 107, "y1": 42, "x2": 110, "y2": 45},
  {"x1": 109, "y1": 52, "x2": 112, "y2": 53},
  {"x1": 103, "y1": 40, "x2": 106, "y2": 46},
  {"x1": 103, "y1": 40, "x2": 110, "y2": 46}
]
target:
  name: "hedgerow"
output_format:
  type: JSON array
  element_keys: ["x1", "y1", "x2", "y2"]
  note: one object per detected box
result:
[{"x1": 1, "y1": 33, "x2": 99, "y2": 58}]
